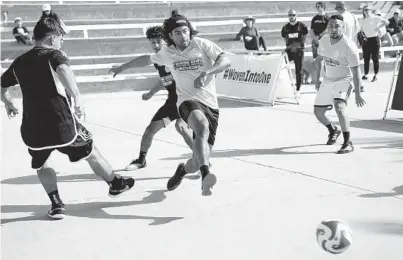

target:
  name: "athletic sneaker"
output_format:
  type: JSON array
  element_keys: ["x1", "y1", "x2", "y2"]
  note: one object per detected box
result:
[
  {"x1": 167, "y1": 163, "x2": 186, "y2": 191},
  {"x1": 108, "y1": 176, "x2": 135, "y2": 197},
  {"x1": 48, "y1": 204, "x2": 66, "y2": 220},
  {"x1": 125, "y1": 159, "x2": 146, "y2": 171},
  {"x1": 201, "y1": 173, "x2": 217, "y2": 196},
  {"x1": 337, "y1": 141, "x2": 354, "y2": 154},
  {"x1": 327, "y1": 127, "x2": 341, "y2": 145}
]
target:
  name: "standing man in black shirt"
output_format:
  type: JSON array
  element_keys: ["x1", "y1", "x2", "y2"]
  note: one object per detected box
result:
[
  {"x1": 1, "y1": 18, "x2": 135, "y2": 220},
  {"x1": 310, "y1": 2, "x2": 330, "y2": 58},
  {"x1": 110, "y1": 26, "x2": 194, "y2": 171},
  {"x1": 281, "y1": 9, "x2": 309, "y2": 97}
]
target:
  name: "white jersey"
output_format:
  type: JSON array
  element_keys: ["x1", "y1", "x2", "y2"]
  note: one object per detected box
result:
[
  {"x1": 318, "y1": 34, "x2": 360, "y2": 83},
  {"x1": 150, "y1": 37, "x2": 223, "y2": 109}
]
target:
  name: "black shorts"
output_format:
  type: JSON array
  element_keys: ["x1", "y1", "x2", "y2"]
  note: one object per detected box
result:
[
  {"x1": 151, "y1": 101, "x2": 180, "y2": 127},
  {"x1": 28, "y1": 123, "x2": 94, "y2": 170},
  {"x1": 178, "y1": 100, "x2": 219, "y2": 146}
]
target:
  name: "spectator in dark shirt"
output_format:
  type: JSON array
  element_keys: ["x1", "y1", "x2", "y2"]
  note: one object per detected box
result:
[
  {"x1": 236, "y1": 16, "x2": 267, "y2": 51},
  {"x1": 310, "y1": 2, "x2": 330, "y2": 58},
  {"x1": 1, "y1": 18, "x2": 134, "y2": 220},
  {"x1": 13, "y1": 17, "x2": 33, "y2": 45},
  {"x1": 387, "y1": 9, "x2": 403, "y2": 45},
  {"x1": 281, "y1": 9, "x2": 309, "y2": 96}
]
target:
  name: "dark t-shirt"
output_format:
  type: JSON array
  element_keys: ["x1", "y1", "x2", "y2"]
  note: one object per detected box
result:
[
  {"x1": 311, "y1": 14, "x2": 330, "y2": 36},
  {"x1": 1, "y1": 47, "x2": 77, "y2": 150},
  {"x1": 236, "y1": 27, "x2": 260, "y2": 50},
  {"x1": 281, "y1": 21, "x2": 309, "y2": 49},
  {"x1": 388, "y1": 17, "x2": 403, "y2": 35},
  {"x1": 12, "y1": 26, "x2": 29, "y2": 35},
  {"x1": 153, "y1": 63, "x2": 177, "y2": 104}
]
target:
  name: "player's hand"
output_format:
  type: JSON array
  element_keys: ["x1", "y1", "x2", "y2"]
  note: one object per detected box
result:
[
  {"x1": 315, "y1": 81, "x2": 321, "y2": 91},
  {"x1": 142, "y1": 92, "x2": 153, "y2": 100},
  {"x1": 74, "y1": 98, "x2": 86, "y2": 121},
  {"x1": 194, "y1": 72, "x2": 208, "y2": 88},
  {"x1": 4, "y1": 102, "x2": 19, "y2": 119},
  {"x1": 355, "y1": 93, "x2": 366, "y2": 107},
  {"x1": 109, "y1": 65, "x2": 122, "y2": 78}
]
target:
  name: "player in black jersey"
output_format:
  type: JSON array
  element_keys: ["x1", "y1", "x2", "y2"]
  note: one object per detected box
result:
[{"x1": 110, "y1": 26, "x2": 194, "y2": 170}]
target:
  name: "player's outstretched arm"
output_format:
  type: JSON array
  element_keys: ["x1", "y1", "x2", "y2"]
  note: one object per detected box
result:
[
  {"x1": 1, "y1": 88, "x2": 19, "y2": 119},
  {"x1": 109, "y1": 55, "x2": 153, "y2": 78},
  {"x1": 350, "y1": 66, "x2": 366, "y2": 107},
  {"x1": 205, "y1": 52, "x2": 231, "y2": 76},
  {"x1": 143, "y1": 80, "x2": 165, "y2": 100}
]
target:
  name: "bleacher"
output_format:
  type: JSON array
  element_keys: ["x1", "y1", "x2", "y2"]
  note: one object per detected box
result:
[{"x1": 0, "y1": 0, "x2": 398, "y2": 93}]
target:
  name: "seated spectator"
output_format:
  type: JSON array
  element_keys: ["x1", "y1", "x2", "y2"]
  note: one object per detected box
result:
[
  {"x1": 13, "y1": 17, "x2": 33, "y2": 45},
  {"x1": 387, "y1": 9, "x2": 403, "y2": 45},
  {"x1": 236, "y1": 16, "x2": 267, "y2": 51},
  {"x1": 375, "y1": 10, "x2": 394, "y2": 47},
  {"x1": 40, "y1": 4, "x2": 70, "y2": 34}
]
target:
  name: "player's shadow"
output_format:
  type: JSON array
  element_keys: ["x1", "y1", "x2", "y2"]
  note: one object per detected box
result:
[
  {"x1": 350, "y1": 119, "x2": 403, "y2": 134},
  {"x1": 160, "y1": 144, "x2": 340, "y2": 161},
  {"x1": 1, "y1": 189, "x2": 183, "y2": 226},
  {"x1": 358, "y1": 185, "x2": 403, "y2": 198},
  {"x1": 1, "y1": 173, "x2": 169, "y2": 186}
]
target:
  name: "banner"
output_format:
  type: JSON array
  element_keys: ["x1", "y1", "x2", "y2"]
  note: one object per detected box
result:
[
  {"x1": 216, "y1": 53, "x2": 294, "y2": 105},
  {"x1": 391, "y1": 57, "x2": 403, "y2": 111}
]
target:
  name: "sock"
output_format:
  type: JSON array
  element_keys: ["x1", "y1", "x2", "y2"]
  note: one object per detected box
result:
[
  {"x1": 139, "y1": 151, "x2": 147, "y2": 162},
  {"x1": 48, "y1": 190, "x2": 63, "y2": 207},
  {"x1": 200, "y1": 165, "x2": 210, "y2": 179},
  {"x1": 342, "y1": 132, "x2": 350, "y2": 143},
  {"x1": 326, "y1": 123, "x2": 336, "y2": 134}
]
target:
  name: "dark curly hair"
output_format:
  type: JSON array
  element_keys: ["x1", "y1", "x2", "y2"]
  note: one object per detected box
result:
[
  {"x1": 146, "y1": 25, "x2": 163, "y2": 40},
  {"x1": 162, "y1": 14, "x2": 198, "y2": 46}
]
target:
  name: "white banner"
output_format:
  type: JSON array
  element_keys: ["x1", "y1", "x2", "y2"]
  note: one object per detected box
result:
[{"x1": 216, "y1": 53, "x2": 294, "y2": 105}]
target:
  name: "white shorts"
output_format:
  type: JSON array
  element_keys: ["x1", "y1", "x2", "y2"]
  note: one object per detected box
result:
[{"x1": 314, "y1": 81, "x2": 353, "y2": 110}]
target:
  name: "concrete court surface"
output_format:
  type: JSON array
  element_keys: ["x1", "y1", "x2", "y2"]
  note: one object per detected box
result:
[{"x1": 1, "y1": 71, "x2": 403, "y2": 260}]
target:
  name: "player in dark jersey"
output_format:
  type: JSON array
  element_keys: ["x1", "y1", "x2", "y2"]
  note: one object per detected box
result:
[
  {"x1": 109, "y1": 26, "x2": 194, "y2": 170},
  {"x1": 1, "y1": 18, "x2": 135, "y2": 220}
]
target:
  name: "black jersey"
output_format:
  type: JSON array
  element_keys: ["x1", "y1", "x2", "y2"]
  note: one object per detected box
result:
[
  {"x1": 153, "y1": 64, "x2": 177, "y2": 104},
  {"x1": 1, "y1": 47, "x2": 77, "y2": 150}
]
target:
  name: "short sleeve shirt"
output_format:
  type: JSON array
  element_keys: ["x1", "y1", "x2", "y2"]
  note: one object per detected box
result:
[
  {"x1": 1, "y1": 47, "x2": 78, "y2": 150},
  {"x1": 318, "y1": 34, "x2": 360, "y2": 82},
  {"x1": 150, "y1": 37, "x2": 223, "y2": 109}
]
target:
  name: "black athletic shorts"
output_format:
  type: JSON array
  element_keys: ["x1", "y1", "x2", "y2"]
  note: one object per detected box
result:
[
  {"x1": 28, "y1": 123, "x2": 94, "y2": 170},
  {"x1": 178, "y1": 100, "x2": 219, "y2": 146},
  {"x1": 151, "y1": 101, "x2": 180, "y2": 127}
]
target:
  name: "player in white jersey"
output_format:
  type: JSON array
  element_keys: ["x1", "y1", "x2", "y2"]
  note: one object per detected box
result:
[
  {"x1": 109, "y1": 14, "x2": 231, "y2": 195},
  {"x1": 314, "y1": 15, "x2": 366, "y2": 154}
]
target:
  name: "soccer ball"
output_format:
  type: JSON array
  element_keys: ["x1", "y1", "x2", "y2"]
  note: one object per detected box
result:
[{"x1": 316, "y1": 219, "x2": 353, "y2": 254}]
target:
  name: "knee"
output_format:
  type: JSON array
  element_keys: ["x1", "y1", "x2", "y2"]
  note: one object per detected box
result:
[
  {"x1": 193, "y1": 120, "x2": 210, "y2": 138},
  {"x1": 175, "y1": 120, "x2": 186, "y2": 134},
  {"x1": 314, "y1": 106, "x2": 324, "y2": 117},
  {"x1": 145, "y1": 124, "x2": 160, "y2": 136},
  {"x1": 334, "y1": 103, "x2": 345, "y2": 115}
]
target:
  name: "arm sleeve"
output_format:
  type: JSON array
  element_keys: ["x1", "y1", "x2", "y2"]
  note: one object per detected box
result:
[
  {"x1": 311, "y1": 17, "x2": 315, "y2": 29},
  {"x1": 23, "y1": 27, "x2": 29, "y2": 33},
  {"x1": 50, "y1": 50, "x2": 70, "y2": 71},
  {"x1": 281, "y1": 25, "x2": 287, "y2": 38},
  {"x1": 197, "y1": 38, "x2": 224, "y2": 61},
  {"x1": 12, "y1": 27, "x2": 17, "y2": 34},
  {"x1": 1, "y1": 64, "x2": 18, "y2": 88}
]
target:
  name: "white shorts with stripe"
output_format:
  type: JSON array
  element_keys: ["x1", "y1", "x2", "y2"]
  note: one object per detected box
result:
[{"x1": 314, "y1": 80, "x2": 353, "y2": 110}]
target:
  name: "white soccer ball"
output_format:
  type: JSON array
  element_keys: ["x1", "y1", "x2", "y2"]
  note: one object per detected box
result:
[{"x1": 316, "y1": 219, "x2": 353, "y2": 254}]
